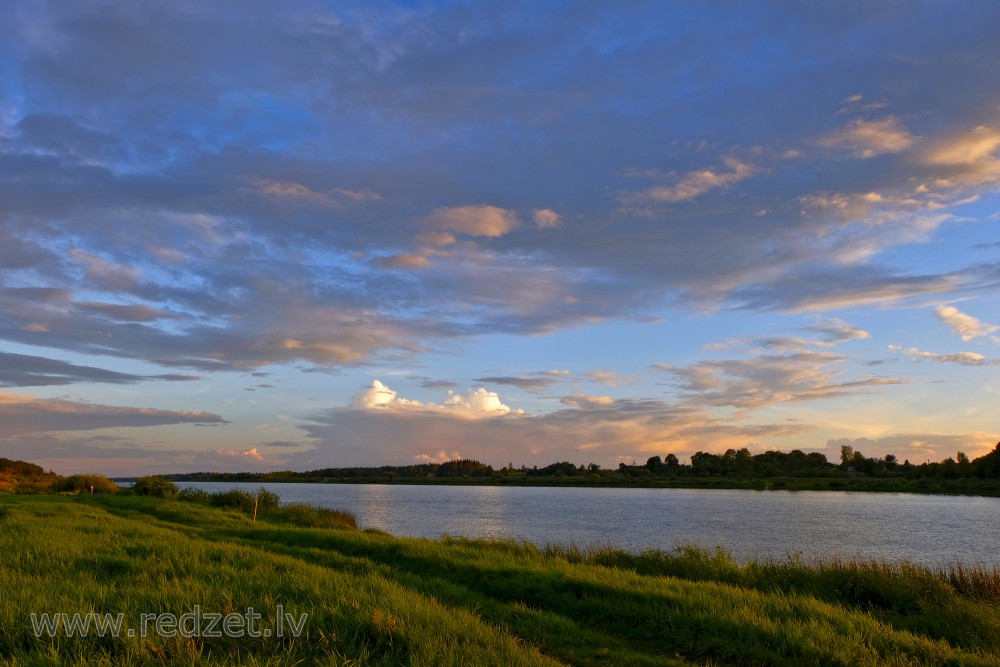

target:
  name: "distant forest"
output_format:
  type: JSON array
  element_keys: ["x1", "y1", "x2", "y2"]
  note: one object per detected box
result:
[{"x1": 164, "y1": 442, "x2": 1000, "y2": 484}]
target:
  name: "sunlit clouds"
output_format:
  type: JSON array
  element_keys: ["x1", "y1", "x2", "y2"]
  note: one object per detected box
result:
[
  {"x1": 816, "y1": 117, "x2": 915, "y2": 158},
  {"x1": 934, "y1": 306, "x2": 998, "y2": 342},
  {"x1": 217, "y1": 447, "x2": 264, "y2": 462},
  {"x1": 352, "y1": 380, "x2": 520, "y2": 417},
  {"x1": 0, "y1": 1, "x2": 998, "y2": 473}
]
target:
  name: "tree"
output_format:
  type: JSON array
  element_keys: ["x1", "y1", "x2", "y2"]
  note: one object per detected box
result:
[{"x1": 840, "y1": 445, "x2": 854, "y2": 467}]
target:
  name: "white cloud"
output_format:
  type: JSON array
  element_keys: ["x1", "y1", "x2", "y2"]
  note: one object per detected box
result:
[
  {"x1": 352, "y1": 379, "x2": 422, "y2": 409},
  {"x1": 351, "y1": 380, "x2": 520, "y2": 417},
  {"x1": 934, "y1": 305, "x2": 998, "y2": 341},
  {"x1": 444, "y1": 387, "x2": 516, "y2": 415}
]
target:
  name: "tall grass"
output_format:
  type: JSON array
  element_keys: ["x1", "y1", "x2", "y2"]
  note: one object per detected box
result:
[
  {"x1": 176, "y1": 485, "x2": 357, "y2": 529},
  {"x1": 3, "y1": 494, "x2": 1000, "y2": 665}
]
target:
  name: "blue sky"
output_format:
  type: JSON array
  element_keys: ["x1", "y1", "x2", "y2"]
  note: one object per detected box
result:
[{"x1": 1, "y1": 0, "x2": 998, "y2": 474}]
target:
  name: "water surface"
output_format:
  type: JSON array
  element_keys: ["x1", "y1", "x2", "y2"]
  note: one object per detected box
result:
[{"x1": 183, "y1": 482, "x2": 1000, "y2": 565}]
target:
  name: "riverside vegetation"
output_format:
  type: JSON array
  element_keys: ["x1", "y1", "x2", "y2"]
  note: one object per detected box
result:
[
  {"x1": 2, "y1": 471, "x2": 1000, "y2": 665},
  {"x1": 161, "y1": 442, "x2": 1000, "y2": 497}
]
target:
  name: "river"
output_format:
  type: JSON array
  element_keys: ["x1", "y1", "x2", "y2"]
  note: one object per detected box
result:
[{"x1": 180, "y1": 482, "x2": 1000, "y2": 565}]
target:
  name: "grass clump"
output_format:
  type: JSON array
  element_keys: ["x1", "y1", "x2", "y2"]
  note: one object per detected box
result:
[
  {"x1": 266, "y1": 502, "x2": 357, "y2": 529},
  {"x1": 176, "y1": 485, "x2": 356, "y2": 529}
]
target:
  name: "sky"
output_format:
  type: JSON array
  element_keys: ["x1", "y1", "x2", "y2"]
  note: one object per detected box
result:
[{"x1": 1, "y1": 1, "x2": 999, "y2": 475}]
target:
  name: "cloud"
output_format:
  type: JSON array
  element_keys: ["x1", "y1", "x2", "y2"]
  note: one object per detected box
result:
[
  {"x1": 532, "y1": 209, "x2": 562, "y2": 228},
  {"x1": 444, "y1": 387, "x2": 517, "y2": 415},
  {"x1": 373, "y1": 252, "x2": 433, "y2": 269},
  {"x1": 660, "y1": 351, "x2": 904, "y2": 410},
  {"x1": 3, "y1": 1, "x2": 1000, "y2": 476},
  {"x1": 75, "y1": 302, "x2": 179, "y2": 322},
  {"x1": 586, "y1": 370, "x2": 634, "y2": 387},
  {"x1": 351, "y1": 379, "x2": 417, "y2": 409},
  {"x1": 424, "y1": 205, "x2": 520, "y2": 238},
  {"x1": 0, "y1": 352, "x2": 200, "y2": 387},
  {"x1": 413, "y1": 377, "x2": 460, "y2": 390},
  {"x1": 934, "y1": 305, "x2": 997, "y2": 341},
  {"x1": 901, "y1": 347, "x2": 997, "y2": 366},
  {"x1": 925, "y1": 125, "x2": 1000, "y2": 174},
  {"x1": 217, "y1": 447, "x2": 264, "y2": 462},
  {"x1": 704, "y1": 319, "x2": 870, "y2": 355},
  {"x1": 351, "y1": 379, "x2": 519, "y2": 416},
  {"x1": 2, "y1": 8, "x2": 997, "y2": 372},
  {"x1": 560, "y1": 394, "x2": 615, "y2": 408},
  {"x1": 0, "y1": 391, "x2": 225, "y2": 438},
  {"x1": 415, "y1": 450, "x2": 462, "y2": 463},
  {"x1": 288, "y1": 391, "x2": 815, "y2": 469},
  {"x1": 806, "y1": 318, "x2": 871, "y2": 344},
  {"x1": 817, "y1": 117, "x2": 915, "y2": 158},
  {"x1": 247, "y1": 178, "x2": 381, "y2": 208},
  {"x1": 629, "y1": 156, "x2": 756, "y2": 204},
  {"x1": 473, "y1": 375, "x2": 563, "y2": 391}
]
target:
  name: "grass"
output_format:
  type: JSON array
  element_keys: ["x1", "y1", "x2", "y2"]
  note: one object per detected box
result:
[{"x1": 2, "y1": 494, "x2": 1000, "y2": 666}]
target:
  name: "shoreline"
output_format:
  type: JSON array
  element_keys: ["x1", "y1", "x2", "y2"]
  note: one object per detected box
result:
[{"x1": 139, "y1": 474, "x2": 1000, "y2": 498}]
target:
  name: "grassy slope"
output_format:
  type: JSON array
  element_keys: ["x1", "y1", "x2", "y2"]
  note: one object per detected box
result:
[{"x1": 1, "y1": 495, "x2": 999, "y2": 666}]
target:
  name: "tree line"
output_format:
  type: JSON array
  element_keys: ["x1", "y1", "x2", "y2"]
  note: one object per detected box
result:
[{"x1": 162, "y1": 442, "x2": 1000, "y2": 482}]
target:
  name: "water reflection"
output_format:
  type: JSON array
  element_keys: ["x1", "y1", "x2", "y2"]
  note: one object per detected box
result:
[{"x1": 183, "y1": 482, "x2": 1000, "y2": 565}]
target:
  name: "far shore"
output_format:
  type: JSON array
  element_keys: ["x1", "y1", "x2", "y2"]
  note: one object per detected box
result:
[{"x1": 130, "y1": 473, "x2": 1000, "y2": 498}]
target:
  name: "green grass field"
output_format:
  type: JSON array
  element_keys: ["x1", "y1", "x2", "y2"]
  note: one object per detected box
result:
[{"x1": 2, "y1": 494, "x2": 999, "y2": 666}]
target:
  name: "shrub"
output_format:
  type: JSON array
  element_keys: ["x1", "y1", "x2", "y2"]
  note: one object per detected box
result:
[
  {"x1": 132, "y1": 476, "x2": 179, "y2": 497},
  {"x1": 51, "y1": 474, "x2": 119, "y2": 494}
]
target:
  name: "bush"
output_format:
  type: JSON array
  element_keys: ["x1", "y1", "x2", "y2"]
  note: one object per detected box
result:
[
  {"x1": 51, "y1": 474, "x2": 119, "y2": 494},
  {"x1": 132, "y1": 476, "x2": 179, "y2": 497}
]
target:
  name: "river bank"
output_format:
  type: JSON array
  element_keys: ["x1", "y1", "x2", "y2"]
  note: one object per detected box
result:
[{"x1": 2, "y1": 493, "x2": 999, "y2": 665}]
